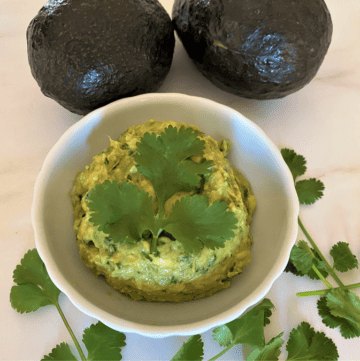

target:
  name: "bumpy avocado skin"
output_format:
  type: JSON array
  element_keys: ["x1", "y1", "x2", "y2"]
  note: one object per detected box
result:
[
  {"x1": 172, "y1": 0, "x2": 332, "y2": 99},
  {"x1": 27, "y1": 0, "x2": 175, "y2": 115}
]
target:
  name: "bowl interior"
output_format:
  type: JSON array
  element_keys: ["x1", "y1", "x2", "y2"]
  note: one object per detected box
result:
[{"x1": 33, "y1": 94, "x2": 298, "y2": 337}]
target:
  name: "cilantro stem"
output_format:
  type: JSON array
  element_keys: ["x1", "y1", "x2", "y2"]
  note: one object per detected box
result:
[
  {"x1": 150, "y1": 228, "x2": 163, "y2": 254},
  {"x1": 207, "y1": 341, "x2": 236, "y2": 361},
  {"x1": 55, "y1": 301, "x2": 86, "y2": 361},
  {"x1": 298, "y1": 217, "x2": 345, "y2": 288},
  {"x1": 297, "y1": 282, "x2": 360, "y2": 297},
  {"x1": 311, "y1": 265, "x2": 333, "y2": 289}
]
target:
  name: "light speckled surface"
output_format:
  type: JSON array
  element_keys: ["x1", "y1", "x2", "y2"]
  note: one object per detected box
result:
[{"x1": 1, "y1": 0, "x2": 360, "y2": 359}]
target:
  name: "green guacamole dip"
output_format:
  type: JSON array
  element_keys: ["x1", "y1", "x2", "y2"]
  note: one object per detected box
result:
[{"x1": 70, "y1": 119, "x2": 256, "y2": 302}]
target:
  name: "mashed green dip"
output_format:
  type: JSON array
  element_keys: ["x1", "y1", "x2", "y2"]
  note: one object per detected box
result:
[{"x1": 70, "y1": 120, "x2": 256, "y2": 302}]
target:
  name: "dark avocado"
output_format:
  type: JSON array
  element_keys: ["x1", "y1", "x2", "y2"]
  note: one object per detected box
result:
[
  {"x1": 27, "y1": 0, "x2": 175, "y2": 115},
  {"x1": 172, "y1": 0, "x2": 333, "y2": 99}
]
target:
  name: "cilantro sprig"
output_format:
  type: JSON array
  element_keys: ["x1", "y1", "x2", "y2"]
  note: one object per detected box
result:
[
  {"x1": 281, "y1": 148, "x2": 360, "y2": 339},
  {"x1": 11, "y1": 249, "x2": 339, "y2": 360},
  {"x1": 10, "y1": 249, "x2": 126, "y2": 361},
  {"x1": 210, "y1": 298, "x2": 275, "y2": 358},
  {"x1": 88, "y1": 181, "x2": 238, "y2": 254},
  {"x1": 10, "y1": 248, "x2": 61, "y2": 313},
  {"x1": 87, "y1": 126, "x2": 238, "y2": 254},
  {"x1": 133, "y1": 125, "x2": 212, "y2": 214},
  {"x1": 171, "y1": 298, "x2": 338, "y2": 361}
]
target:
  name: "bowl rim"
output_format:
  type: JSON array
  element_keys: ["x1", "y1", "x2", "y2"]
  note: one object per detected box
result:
[{"x1": 31, "y1": 92, "x2": 299, "y2": 337}]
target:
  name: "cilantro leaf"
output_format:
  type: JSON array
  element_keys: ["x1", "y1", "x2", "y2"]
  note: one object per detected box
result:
[
  {"x1": 285, "y1": 246, "x2": 329, "y2": 280},
  {"x1": 281, "y1": 148, "x2": 306, "y2": 181},
  {"x1": 318, "y1": 296, "x2": 344, "y2": 329},
  {"x1": 10, "y1": 284, "x2": 57, "y2": 314},
  {"x1": 134, "y1": 126, "x2": 212, "y2": 210},
  {"x1": 10, "y1": 249, "x2": 60, "y2": 313},
  {"x1": 286, "y1": 322, "x2": 339, "y2": 360},
  {"x1": 327, "y1": 289, "x2": 360, "y2": 320},
  {"x1": 317, "y1": 296, "x2": 360, "y2": 339},
  {"x1": 254, "y1": 298, "x2": 275, "y2": 326},
  {"x1": 212, "y1": 325, "x2": 233, "y2": 347},
  {"x1": 87, "y1": 181, "x2": 238, "y2": 255},
  {"x1": 281, "y1": 148, "x2": 324, "y2": 204},
  {"x1": 325, "y1": 289, "x2": 360, "y2": 338},
  {"x1": 182, "y1": 158, "x2": 213, "y2": 175},
  {"x1": 163, "y1": 195, "x2": 238, "y2": 254},
  {"x1": 330, "y1": 242, "x2": 358, "y2": 273},
  {"x1": 284, "y1": 260, "x2": 303, "y2": 277},
  {"x1": 289, "y1": 241, "x2": 326, "y2": 275},
  {"x1": 213, "y1": 298, "x2": 274, "y2": 349},
  {"x1": 263, "y1": 307, "x2": 273, "y2": 327},
  {"x1": 87, "y1": 181, "x2": 157, "y2": 244},
  {"x1": 295, "y1": 179, "x2": 325, "y2": 205},
  {"x1": 246, "y1": 333, "x2": 284, "y2": 361},
  {"x1": 170, "y1": 335, "x2": 204, "y2": 361},
  {"x1": 82, "y1": 321, "x2": 126, "y2": 361},
  {"x1": 41, "y1": 343, "x2": 77, "y2": 361}
]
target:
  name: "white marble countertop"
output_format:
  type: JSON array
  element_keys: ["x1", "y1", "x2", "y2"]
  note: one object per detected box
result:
[{"x1": 1, "y1": 0, "x2": 360, "y2": 359}]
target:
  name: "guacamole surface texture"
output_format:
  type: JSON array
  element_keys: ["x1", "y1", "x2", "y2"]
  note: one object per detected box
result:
[{"x1": 70, "y1": 120, "x2": 256, "y2": 302}]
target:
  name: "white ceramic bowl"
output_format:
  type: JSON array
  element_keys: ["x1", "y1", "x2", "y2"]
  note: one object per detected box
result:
[{"x1": 32, "y1": 93, "x2": 299, "y2": 337}]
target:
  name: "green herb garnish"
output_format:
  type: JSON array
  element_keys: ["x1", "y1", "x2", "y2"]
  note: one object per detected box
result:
[
  {"x1": 81, "y1": 322, "x2": 126, "y2": 361},
  {"x1": 212, "y1": 298, "x2": 274, "y2": 350},
  {"x1": 281, "y1": 148, "x2": 360, "y2": 339},
  {"x1": 317, "y1": 291, "x2": 360, "y2": 339},
  {"x1": 88, "y1": 181, "x2": 238, "y2": 254},
  {"x1": 280, "y1": 148, "x2": 307, "y2": 181},
  {"x1": 134, "y1": 125, "x2": 212, "y2": 214},
  {"x1": 295, "y1": 178, "x2": 325, "y2": 205},
  {"x1": 285, "y1": 322, "x2": 338, "y2": 360},
  {"x1": 42, "y1": 343, "x2": 78, "y2": 361},
  {"x1": 87, "y1": 126, "x2": 238, "y2": 254},
  {"x1": 173, "y1": 298, "x2": 338, "y2": 361},
  {"x1": 10, "y1": 249, "x2": 126, "y2": 361},
  {"x1": 330, "y1": 242, "x2": 359, "y2": 273},
  {"x1": 10, "y1": 249, "x2": 61, "y2": 313},
  {"x1": 88, "y1": 180, "x2": 157, "y2": 245},
  {"x1": 11, "y1": 249, "x2": 339, "y2": 360},
  {"x1": 171, "y1": 335, "x2": 204, "y2": 361}
]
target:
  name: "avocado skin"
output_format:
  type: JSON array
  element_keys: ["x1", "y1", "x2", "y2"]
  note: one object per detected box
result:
[
  {"x1": 172, "y1": 0, "x2": 332, "y2": 99},
  {"x1": 27, "y1": 0, "x2": 175, "y2": 115}
]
